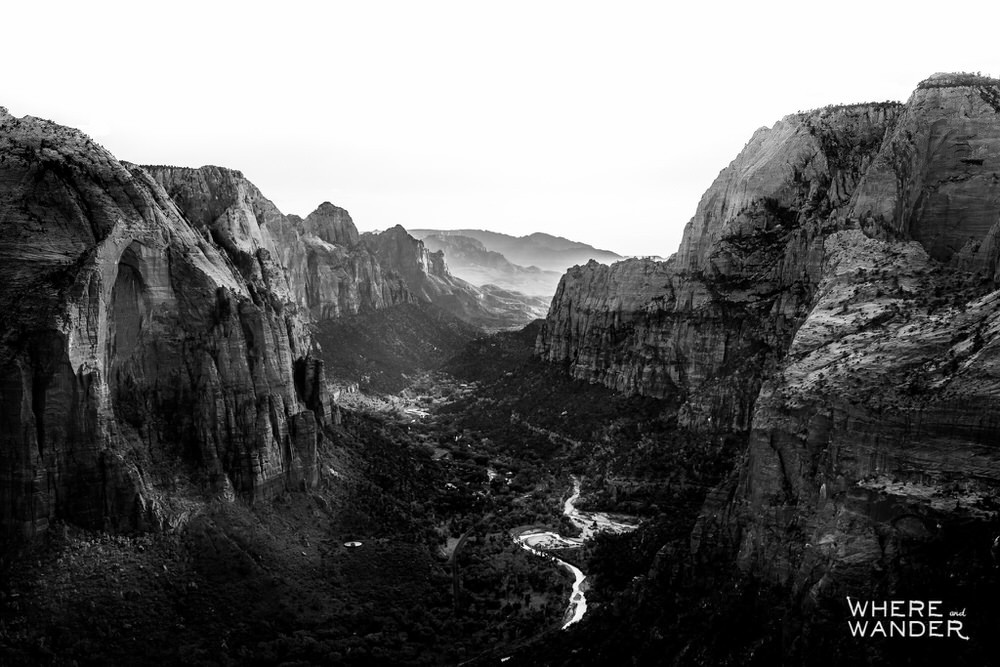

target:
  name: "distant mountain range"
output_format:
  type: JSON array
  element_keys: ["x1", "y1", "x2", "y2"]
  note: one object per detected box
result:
[{"x1": 409, "y1": 229, "x2": 623, "y2": 296}]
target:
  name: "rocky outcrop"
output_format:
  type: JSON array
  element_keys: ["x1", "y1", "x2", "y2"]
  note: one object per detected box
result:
[
  {"x1": 1, "y1": 112, "x2": 324, "y2": 537},
  {"x1": 299, "y1": 202, "x2": 360, "y2": 247},
  {"x1": 850, "y1": 74, "x2": 1000, "y2": 261}
]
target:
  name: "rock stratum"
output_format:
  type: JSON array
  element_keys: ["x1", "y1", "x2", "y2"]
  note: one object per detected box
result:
[
  {"x1": 0, "y1": 110, "x2": 329, "y2": 537},
  {"x1": 536, "y1": 73, "x2": 1000, "y2": 662}
]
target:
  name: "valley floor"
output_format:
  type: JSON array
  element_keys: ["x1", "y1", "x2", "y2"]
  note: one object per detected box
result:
[{"x1": 1, "y1": 321, "x2": 736, "y2": 666}]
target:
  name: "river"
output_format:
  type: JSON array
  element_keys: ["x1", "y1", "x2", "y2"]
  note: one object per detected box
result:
[{"x1": 512, "y1": 476, "x2": 639, "y2": 629}]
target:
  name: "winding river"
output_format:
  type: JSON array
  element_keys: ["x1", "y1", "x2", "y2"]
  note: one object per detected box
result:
[{"x1": 513, "y1": 477, "x2": 639, "y2": 629}]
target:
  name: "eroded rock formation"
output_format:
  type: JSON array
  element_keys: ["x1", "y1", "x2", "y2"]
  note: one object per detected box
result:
[
  {"x1": 0, "y1": 112, "x2": 325, "y2": 537},
  {"x1": 537, "y1": 100, "x2": 905, "y2": 430},
  {"x1": 151, "y1": 168, "x2": 539, "y2": 328},
  {"x1": 148, "y1": 168, "x2": 415, "y2": 322}
]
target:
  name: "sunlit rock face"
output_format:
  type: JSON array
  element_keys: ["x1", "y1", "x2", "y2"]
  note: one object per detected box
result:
[
  {"x1": 731, "y1": 75, "x2": 1000, "y2": 601},
  {"x1": 733, "y1": 230, "x2": 1000, "y2": 586},
  {"x1": 151, "y1": 168, "x2": 541, "y2": 331},
  {"x1": 299, "y1": 201, "x2": 360, "y2": 247},
  {"x1": 361, "y1": 225, "x2": 462, "y2": 302},
  {"x1": 537, "y1": 101, "x2": 904, "y2": 430},
  {"x1": 264, "y1": 204, "x2": 415, "y2": 321},
  {"x1": 850, "y1": 74, "x2": 1000, "y2": 265},
  {"x1": 536, "y1": 74, "x2": 1000, "y2": 657},
  {"x1": 0, "y1": 111, "x2": 324, "y2": 537},
  {"x1": 148, "y1": 167, "x2": 415, "y2": 322}
]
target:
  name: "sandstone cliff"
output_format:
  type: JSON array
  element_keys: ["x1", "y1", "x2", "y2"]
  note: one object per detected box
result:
[
  {"x1": 536, "y1": 74, "x2": 1000, "y2": 661},
  {"x1": 538, "y1": 101, "x2": 905, "y2": 430},
  {"x1": 266, "y1": 203, "x2": 419, "y2": 320},
  {"x1": 151, "y1": 169, "x2": 539, "y2": 329},
  {"x1": 0, "y1": 112, "x2": 326, "y2": 537},
  {"x1": 147, "y1": 167, "x2": 415, "y2": 322},
  {"x1": 725, "y1": 78, "x2": 1000, "y2": 659}
]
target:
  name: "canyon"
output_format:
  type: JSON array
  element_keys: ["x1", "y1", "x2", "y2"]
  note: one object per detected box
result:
[
  {"x1": 4, "y1": 72, "x2": 1000, "y2": 665},
  {"x1": 0, "y1": 112, "x2": 547, "y2": 540}
]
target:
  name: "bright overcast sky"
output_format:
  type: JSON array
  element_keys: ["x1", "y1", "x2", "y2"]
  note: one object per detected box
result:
[{"x1": 3, "y1": 1, "x2": 997, "y2": 258}]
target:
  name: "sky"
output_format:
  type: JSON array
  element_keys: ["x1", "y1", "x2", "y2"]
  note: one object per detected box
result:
[{"x1": 2, "y1": 1, "x2": 998, "y2": 258}]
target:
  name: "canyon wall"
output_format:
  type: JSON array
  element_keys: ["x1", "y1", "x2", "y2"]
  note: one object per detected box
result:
[
  {"x1": 0, "y1": 112, "x2": 326, "y2": 537},
  {"x1": 148, "y1": 168, "x2": 416, "y2": 321},
  {"x1": 536, "y1": 74, "x2": 1000, "y2": 657},
  {"x1": 264, "y1": 204, "x2": 416, "y2": 320},
  {"x1": 152, "y1": 167, "x2": 540, "y2": 329},
  {"x1": 0, "y1": 118, "x2": 533, "y2": 539},
  {"x1": 537, "y1": 101, "x2": 904, "y2": 430},
  {"x1": 728, "y1": 77, "x2": 1000, "y2": 649}
]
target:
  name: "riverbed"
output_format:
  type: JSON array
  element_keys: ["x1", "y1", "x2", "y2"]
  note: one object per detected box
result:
[{"x1": 512, "y1": 476, "x2": 639, "y2": 629}]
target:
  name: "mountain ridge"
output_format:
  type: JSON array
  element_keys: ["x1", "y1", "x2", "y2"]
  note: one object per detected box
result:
[
  {"x1": 148, "y1": 166, "x2": 541, "y2": 330},
  {"x1": 419, "y1": 232, "x2": 564, "y2": 296},
  {"x1": 408, "y1": 227, "x2": 623, "y2": 274}
]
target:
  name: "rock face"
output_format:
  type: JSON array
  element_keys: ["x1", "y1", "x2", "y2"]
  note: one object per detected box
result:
[
  {"x1": 151, "y1": 171, "x2": 539, "y2": 329},
  {"x1": 538, "y1": 101, "x2": 904, "y2": 429},
  {"x1": 850, "y1": 73, "x2": 1000, "y2": 263},
  {"x1": 727, "y1": 79, "x2": 1000, "y2": 658},
  {"x1": 536, "y1": 74, "x2": 1000, "y2": 660},
  {"x1": 299, "y1": 201, "x2": 360, "y2": 247},
  {"x1": 734, "y1": 230, "x2": 1000, "y2": 585},
  {"x1": 148, "y1": 167, "x2": 415, "y2": 322},
  {"x1": 0, "y1": 112, "x2": 325, "y2": 537}
]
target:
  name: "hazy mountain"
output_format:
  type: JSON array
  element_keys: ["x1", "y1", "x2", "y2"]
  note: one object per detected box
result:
[
  {"x1": 149, "y1": 167, "x2": 540, "y2": 330},
  {"x1": 418, "y1": 233, "x2": 563, "y2": 296},
  {"x1": 409, "y1": 228, "x2": 623, "y2": 274}
]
